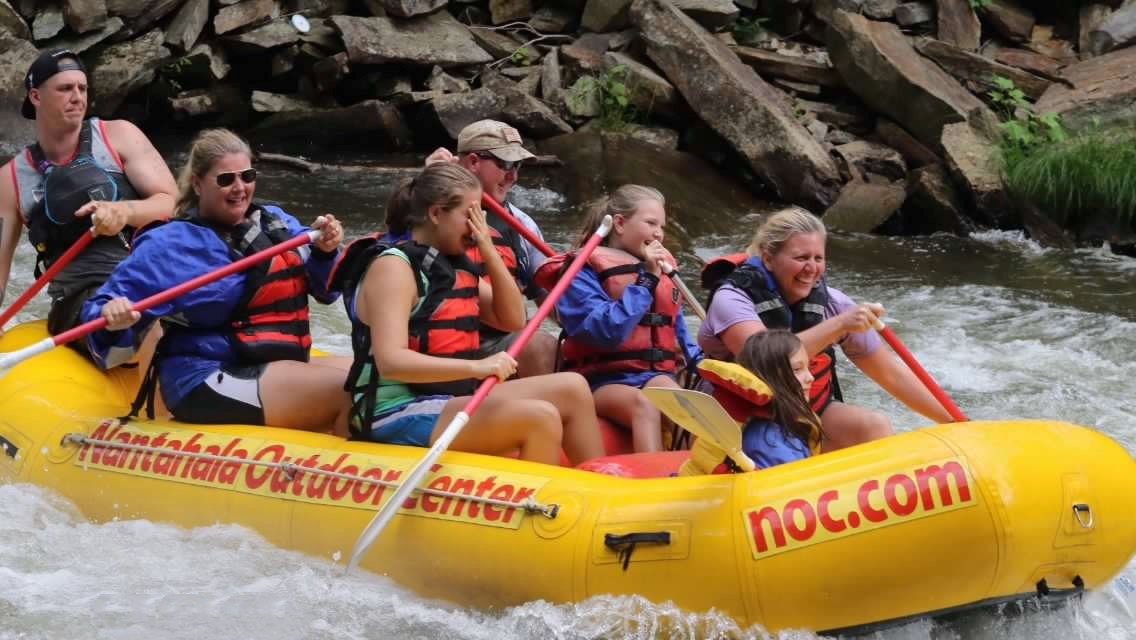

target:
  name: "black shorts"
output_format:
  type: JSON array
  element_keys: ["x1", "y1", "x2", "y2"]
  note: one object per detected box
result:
[
  {"x1": 172, "y1": 364, "x2": 268, "y2": 426},
  {"x1": 48, "y1": 284, "x2": 100, "y2": 360}
]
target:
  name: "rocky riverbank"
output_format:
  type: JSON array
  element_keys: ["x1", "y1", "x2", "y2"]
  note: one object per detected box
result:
[{"x1": 1, "y1": 0, "x2": 1134, "y2": 249}]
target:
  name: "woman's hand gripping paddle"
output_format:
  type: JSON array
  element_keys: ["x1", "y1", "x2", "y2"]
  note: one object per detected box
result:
[
  {"x1": 344, "y1": 216, "x2": 615, "y2": 573},
  {"x1": 870, "y1": 312, "x2": 969, "y2": 422},
  {"x1": 660, "y1": 263, "x2": 706, "y2": 321},
  {"x1": 642, "y1": 388, "x2": 755, "y2": 471},
  {"x1": 0, "y1": 230, "x2": 95, "y2": 330},
  {"x1": 0, "y1": 230, "x2": 322, "y2": 377}
]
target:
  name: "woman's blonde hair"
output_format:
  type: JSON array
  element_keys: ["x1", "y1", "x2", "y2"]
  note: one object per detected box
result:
[
  {"x1": 574, "y1": 184, "x2": 665, "y2": 247},
  {"x1": 746, "y1": 206, "x2": 826, "y2": 257},
  {"x1": 174, "y1": 128, "x2": 252, "y2": 217}
]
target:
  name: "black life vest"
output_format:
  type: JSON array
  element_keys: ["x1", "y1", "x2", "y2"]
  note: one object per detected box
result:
[
  {"x1": 702, "y1": 254, "x2": 842, "y2": 413},
  {"x1": 329, "y1": 238, "x2": 481, "y2": 437},
  {"x1": 26, "y1": 120, "x2": 138, "y2": 277},
  {"x1": 127, "y1": 205, "x2": 312, "y2": 419}
]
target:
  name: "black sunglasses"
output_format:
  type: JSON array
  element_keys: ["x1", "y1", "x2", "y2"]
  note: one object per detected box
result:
[
  {"x1": 475, "y1": 153, "x2": 523, "y2": 172},
  {"x1": 215, "y1": 168, "x2": 257, "y2": 187}
]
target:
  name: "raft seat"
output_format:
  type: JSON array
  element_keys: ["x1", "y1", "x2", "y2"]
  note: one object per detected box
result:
[{"x1": 575, "y1": 451, "x2": 691, "y2": 478}]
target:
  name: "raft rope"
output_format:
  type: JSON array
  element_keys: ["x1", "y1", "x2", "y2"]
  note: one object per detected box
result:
[{"x1": 60, "y1": 433, "x2": 560, "y2": 519}]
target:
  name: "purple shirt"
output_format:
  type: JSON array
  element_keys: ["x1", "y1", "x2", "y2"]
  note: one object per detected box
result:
[{"x1": 697, "y1": 283, "x2": 881, "y2": 361}]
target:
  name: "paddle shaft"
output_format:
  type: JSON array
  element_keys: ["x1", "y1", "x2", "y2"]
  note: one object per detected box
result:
[
  {"x1": 0, "y1": 230, "x2": 320, "y2": 372},
  {"x1": 481, "y1": 193, "x2": 556, "y2": 258},
  {"x1": 873, "y1": 319, "x2": 968, "y2": 422},
  {"x1": 345, "y1": 215, "x2": 615, "y2": 573},
  {"x1": 0, "y1": 230, "x2": 95, "y2": 328}
]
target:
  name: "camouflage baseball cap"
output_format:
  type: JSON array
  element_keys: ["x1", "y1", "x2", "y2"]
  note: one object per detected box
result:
[{"x1": 456, "y1": 119, "x2": 536, "y2": 163}]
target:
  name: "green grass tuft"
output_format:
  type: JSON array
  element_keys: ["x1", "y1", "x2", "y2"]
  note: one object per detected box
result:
[{"x1": 1001, "y1": 128, "x2": 1136, "y2": 226}]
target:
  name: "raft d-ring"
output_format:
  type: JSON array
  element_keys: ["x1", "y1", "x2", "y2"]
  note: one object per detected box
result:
[{"x1": 1073, "y1": 503, "x2": 1093, "y2": 529}]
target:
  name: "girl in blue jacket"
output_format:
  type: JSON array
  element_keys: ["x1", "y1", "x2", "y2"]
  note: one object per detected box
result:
[{"x1": 738, "y1": 330, "x2": 825, "y2": 468}]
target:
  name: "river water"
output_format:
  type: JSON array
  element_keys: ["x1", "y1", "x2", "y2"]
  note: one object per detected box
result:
[{"x1": 2, "y1": 154, "x2": 1134, "y2": 639}]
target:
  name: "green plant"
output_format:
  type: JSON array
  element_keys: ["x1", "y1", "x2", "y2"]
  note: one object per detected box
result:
[
  {"x1": 159, "y1": 56, "x2": 193, "y2": 92},
  {"x1": 567, "y1": 65, "x2": 639, "y2": 130},
  {"x1": 733, "y1": 16, "x2": 770, "y2": 46},
  {"x1": 968, "y1": 0, "x2": 992, "y2": 8},
  {"x1": 1002, "y1": 128, "x2": 1136, "y2": 225},
  {"x1": 988, "y1": 75, "x2": 1066, "y2": 157},
  {"x1": 510, "y1": 47, "x2": 533, "y2": 67}
]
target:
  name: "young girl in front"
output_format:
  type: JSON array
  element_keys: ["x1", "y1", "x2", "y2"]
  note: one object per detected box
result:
[
  {"x1": 537, "y1": 184, "x2": 700, "y2": 453},
  {"x1": 335, "y1": 163, "x2": 604, "y2": 465},
  {"x1": 737, "y1": 330, "x2": 824, "y2": 468}
]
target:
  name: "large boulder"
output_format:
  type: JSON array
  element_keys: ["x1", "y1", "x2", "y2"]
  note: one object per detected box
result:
[
  {"x1": 0, "y1": 34, "x2": 38, "y2": 150},
  {"x1": 62, "y1": 0, "x2": 107, "y2": 34},
  {"x1": 49, "y1": 16, "x2": 123, "y2": 53},
  {"x1": 826, "y1": 10, "x2": 991, "y2": 150},
  {"x1": 384, "y1": 0, "x2": 447, "y2": 19},
  {"x1": 430, "y1": 86, "x2": 571, "y2": 139},
  {"x1": 632, "y1": 0, "x2": 842, "y2": 210},
  {"x1": 0, "y1": 0, "x2": 30, "y2": 39},
  {"x1": 165, "y1": 0, "x2": 210, "y2": 53},
  {"x1": 331, "y1": 13, "x2": 491, "y2": 67},
  {"x1": 939, "y1": 121, "x2": 1014, "y2": 227},
  {"x1": 1035, "y1": 46, "x2": 1136, "y2": 133},
  {"x1": 538, "y1": 128, "x2": 768, "y2": 253},
  {"x1": 252, "y1": 99, "x2": 413, "y2": 149},
  {"x1": 914, "y1": 37, "x2": 1050, "y2": 100},
  {"x1": 89, "y1": 28, "x2": 169, "y2": 117},
  {"x1": 934, "y1": 0, "x2": 979, "y2": 51}
]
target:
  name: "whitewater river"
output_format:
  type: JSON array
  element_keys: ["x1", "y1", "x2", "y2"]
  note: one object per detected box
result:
[{"x1": 2, "y1": 158, "x2": 1134, "y2": 639}]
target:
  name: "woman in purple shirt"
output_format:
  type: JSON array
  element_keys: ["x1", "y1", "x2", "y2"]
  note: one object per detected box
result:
[{"x1": 698, "y1": 208, "x2": 954, "y2": 451}]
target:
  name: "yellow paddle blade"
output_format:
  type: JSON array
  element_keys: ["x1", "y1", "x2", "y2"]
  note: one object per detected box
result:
[{"x1": 642, "y1": 388, "x2": 755, "y2": 472}]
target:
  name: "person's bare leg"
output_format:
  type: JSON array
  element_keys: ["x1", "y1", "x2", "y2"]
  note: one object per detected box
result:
[
  {"x1": 515, "y1": 330, "x2": 558, "y2": 378},
  {"x1": 437, "y1": 373, "x2": 603, "y2": 464},
  {"x1": 819, "y1": 401, "x2": 893, "y2": 453},
  {"x1": 593, "y1": 380, "x2": 671, "y2": 453},
  {"x1": 259, "y1": 360, "x2": 349, "y2": 431},
  {"x1": 433, "y1": 395, "x2": 563, "y2": 465},
  {"x1": 644, "y1": 374, "x2": 682, "y2": 449}
]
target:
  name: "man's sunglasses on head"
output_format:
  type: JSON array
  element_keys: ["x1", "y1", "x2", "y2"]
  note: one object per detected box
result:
[
  {"x1": 216, "y1": 168, "x2": 257, "y2": 187},
  {"x1": 475, "y1": 153, "x2": 524, "y2": 172}
]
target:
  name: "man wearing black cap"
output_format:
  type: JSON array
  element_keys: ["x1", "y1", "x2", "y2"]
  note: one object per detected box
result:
[{"x1": 0, "y1": 48, "x2": 176, "y2": 347}]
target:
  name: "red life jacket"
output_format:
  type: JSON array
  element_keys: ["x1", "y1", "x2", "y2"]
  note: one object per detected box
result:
[
  {"x1": 329, "y1": 238, "x2": 482, "y2": 435},
  {"x1": 537, "y1": 246, "x2": 681, "y2": 377},
  {"x1": 465, "y1": 226, "x2": 520, "y2": 280},
  {"x1": 701, "y1": 254, "x2": 841, "y2": 414}
]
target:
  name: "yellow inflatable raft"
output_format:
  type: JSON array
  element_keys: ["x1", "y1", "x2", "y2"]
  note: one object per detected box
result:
[{"x1": 1, "y1": 321, "x2": 1134, "y2": 635}]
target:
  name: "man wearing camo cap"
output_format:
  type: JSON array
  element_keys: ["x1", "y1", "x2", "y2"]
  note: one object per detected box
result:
[{"x1": 426, "y1": 119, "x2": 556, "y2": 377}]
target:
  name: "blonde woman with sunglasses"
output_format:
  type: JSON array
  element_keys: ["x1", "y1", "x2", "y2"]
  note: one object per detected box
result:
[{"x1": 81, "y1": 128, "x2": 351, "y2": 433}]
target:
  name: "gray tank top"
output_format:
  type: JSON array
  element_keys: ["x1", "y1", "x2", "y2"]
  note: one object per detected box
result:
[{"x1": 11, "y1": 118, "x2": 134, "y2": 299}]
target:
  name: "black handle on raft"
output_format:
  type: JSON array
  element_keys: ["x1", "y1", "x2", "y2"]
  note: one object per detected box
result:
[
  {"x1": 604, "y1": 531, "x2": 672, "y2": 571},
  {"x1": 1035, "y1": 576, "x2": 1085, "y2": 603}
]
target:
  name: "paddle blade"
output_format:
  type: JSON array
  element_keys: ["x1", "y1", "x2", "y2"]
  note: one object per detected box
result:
[{"x1": 642, "y1": 388, "x2": 755, "y2": 472}]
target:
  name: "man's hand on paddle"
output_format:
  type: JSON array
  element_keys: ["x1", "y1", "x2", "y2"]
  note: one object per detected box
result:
[
  {"x1": 425, "y1": 147, "x2": 457, "y2": 166},
  {"x1": 101, "y1": 296, "x2": 141, "y2": 331},
  {"x1": 75, "y1": 200, "x2": 130, "y2": 236},
  {"x1": 310, "y1": 215, "x2": 343, "y2": 253}
]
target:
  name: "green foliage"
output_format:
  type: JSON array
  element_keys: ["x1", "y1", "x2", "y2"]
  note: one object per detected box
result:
[
  {"x1": 1002, "y1": 128, "x2": 1136, "y2": 226},
  {"x1": 568, "y1": 65, "x2": 639, "y2": 130},
  {"x1": 988, "y1": 75, "x2": 1066, "y2": 158},
  {"x1": 968, "y1": 0, "x2": 992, "y2": 8},
  {"x1": 510, "y1": 47, "x2": 532, "y2": 67},
  {"x1": 159, "y1": 56, "x2": 193, "y2": 93},
  {"x1": 733, "y1": 16, "x2": 770, "y2": 46}
]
